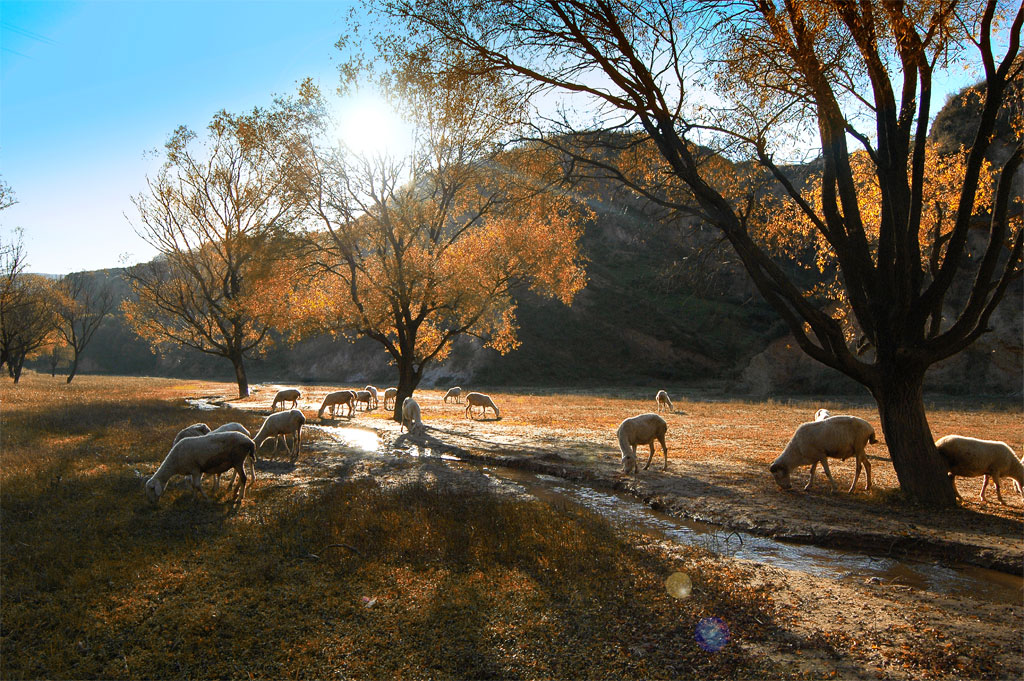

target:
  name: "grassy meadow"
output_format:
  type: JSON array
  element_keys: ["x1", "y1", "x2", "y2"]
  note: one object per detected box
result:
[{"x1": 1, "y1": 373, "x2": 806, "y2": 679}]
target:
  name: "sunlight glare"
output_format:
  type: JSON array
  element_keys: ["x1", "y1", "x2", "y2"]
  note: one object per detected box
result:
[{"x1": 333, "y1": 95, "x2": 412, "y2": 160}]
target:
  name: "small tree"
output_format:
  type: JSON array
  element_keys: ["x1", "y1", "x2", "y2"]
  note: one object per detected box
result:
[
  {"x1": 124, "y1": 107, "x2": 304, "y2": 397},
  {"x1": 0, "y1": 273, "x2": 59, "y2": 383},
  {"x1": 54, "y1": 272, "x2": 116, "y2": 383},
  {"x1": 382, "y1": 0, "x2": 1023, "y2": 506},
  {"x1": 288, "y1": 79, "x2": 587, "y2": 418}
]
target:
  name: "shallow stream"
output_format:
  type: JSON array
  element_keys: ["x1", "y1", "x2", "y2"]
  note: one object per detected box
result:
[{"x1": 313, "y1": 424, "x2": 1023, "y2": 604}]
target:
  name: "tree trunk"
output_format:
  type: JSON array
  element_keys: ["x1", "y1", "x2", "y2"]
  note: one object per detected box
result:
[
  {"x1": 66, "y1": 352, "x2": 79, "y2": 384},
  {"x1": 870, "y1": 366, "x2": 957, "y2": 507},
  {"x1": 230, "y1": 354, "x2": 249, "y2": 398},
  {"x1": 11, "y1": 353, "x2": 24, "y2": 383},
  {"x1": 392, "y1": 357, "x2": 422, "y2": 422}
]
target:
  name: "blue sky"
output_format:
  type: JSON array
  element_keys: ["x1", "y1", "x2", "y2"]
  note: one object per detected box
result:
[
  {"x1": 1, "y1": 1, "x2": 987, "y2": 275},
  {"x1": 1, "y1": 0, "x2": 354, "y2": 274}
]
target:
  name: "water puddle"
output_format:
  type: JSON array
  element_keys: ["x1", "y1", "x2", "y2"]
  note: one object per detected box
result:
[
  {"x1": 312, "y1": 425, "x2": 381, "y2": 453},
  {"x1": 185, "y1": 397, "x2": 224, "y2": 411}
]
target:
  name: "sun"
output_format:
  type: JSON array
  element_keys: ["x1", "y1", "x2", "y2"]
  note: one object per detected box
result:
[{"x1": 333, "y1": 95, "x2": 413, "y2": 160}]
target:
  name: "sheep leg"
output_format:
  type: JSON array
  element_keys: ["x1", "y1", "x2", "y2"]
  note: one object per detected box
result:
[
  {"x1": 191, "y1": 471, "x2": 210, "y2": 500},
  {"x1": 804, "y1": 461, "x2": 818, "y2": 491},
  {"x1": 848, "y1": 457, "x2": 862, "y2": 493},
  {"x1": 660, "y1": 436, "x2": 668, "y2": 470},
  {"x1": 980, "y1": 475, "x2": 991, "y2": 503},
  {"x1": 993, "y1": 475, "x2": 1006, "y2": 504},
  {"x1": 232, "y1": 465, "x2": 247, "y2": 503},
  {"x1": 643, "y1": 442, "x2": 655, "y2": 470},
  {"x1": 817, "y1": 458, "x2": 837, "y2": 493}
]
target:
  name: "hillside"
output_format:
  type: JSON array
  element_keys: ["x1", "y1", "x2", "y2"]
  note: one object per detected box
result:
[{"x1": 32, "y1": 86, "x2": 1021, "y2": 395}]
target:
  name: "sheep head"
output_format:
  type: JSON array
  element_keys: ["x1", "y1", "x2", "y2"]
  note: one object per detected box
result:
[
  {"x1": 621, "y1": 453, "x2": 638, "y2": 475},
  {"x1": 769, "y1": 460, "x2": 792, "y2": 490},
  {"x1": 145, "y1": 477, "x2": 164, "y2": 503}
]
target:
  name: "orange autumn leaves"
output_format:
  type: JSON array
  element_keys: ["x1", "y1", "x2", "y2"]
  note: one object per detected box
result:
[{"x1": 284, "y1": 149, "x2": 588, "y2": 365}]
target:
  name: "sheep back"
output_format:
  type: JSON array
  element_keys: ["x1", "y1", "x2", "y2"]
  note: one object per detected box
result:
[
  {"x1": 936, "y1": 435, "x2": 1023, "y2": 479},
  {"x1": 173, "y1": 423, "x2": 211, "y2": 445},
  {"x1": 770, "y1": 416, "x2": 876, "y2": 486}
]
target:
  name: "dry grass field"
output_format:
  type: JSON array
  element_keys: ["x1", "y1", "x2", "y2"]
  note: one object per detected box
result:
[{"x1": 2, "y1": 373, "x2": 1021, "y2": 680}]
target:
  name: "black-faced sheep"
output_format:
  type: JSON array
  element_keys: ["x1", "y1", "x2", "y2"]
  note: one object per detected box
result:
[
  {"x1": 770, "y1": 416, "x2": 877, "y2": 493},
  {"x1": 318, "y1": 390, "x2": 355, "y2": 419},
  {"x1": 655, "y1": 390, "x2": 673, "y2": 413},
  {"x1": 271, "y1": 388, "x2": 301, "y2": 411},
  {"x1": 465, "y1": 392, "x2": 500, "y2": 420},
  {"x1": 254, "y1": 409, "x2": 305, "y2": 461},
  {"x1": 935, "y1": 435, "x2": 1024, "y2": 505},
  {"x1": 401, "y1": 397, "x2": 422, "y2": 434},
  {"x1": 145, "y1": 431, "x2": 255, "y2": 504},
  {"x1": 444, "y1": 387, "x2": 463, "y2": 404},
  {"x1": 617, "y1": 413, "x2": 668, "y2": 475}
]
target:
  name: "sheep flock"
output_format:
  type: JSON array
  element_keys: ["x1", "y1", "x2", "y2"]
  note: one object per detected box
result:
[{"x1": 152, "y1": 385, "x2": 1019, "y2": 512}]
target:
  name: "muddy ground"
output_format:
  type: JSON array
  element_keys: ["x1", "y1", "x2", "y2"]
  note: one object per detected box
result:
[{"x1": 197, "y1": 383, "x2": 1023, "y2": 679}]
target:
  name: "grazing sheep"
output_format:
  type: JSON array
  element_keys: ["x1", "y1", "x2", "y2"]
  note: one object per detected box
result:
[
  {"x1": 145, "y1": 431, "x2": 255, "y2": 504},
  {"x1": 354, "y1": 390, "x2": 374, "y2": 411},
  {"x1": 769, "y1": 416, "x2": 877, "y2": 493},
  {"x1": 655, "y1": 390, "x2": 673, "y2": 413},
  {"x1": 401, "y1": 397, "x2": 422, "y2": 434},
  {"x1": 814, "y1": 408, "x2": 832, "y2": 421},
  {"x1": 210, "y1": 422, "x2": 256, "y2": 488},
  {"x1": 383, "y1": 387, "x2": 398, "y2": 410},
  {"x1": 172, "y1": 423, "x2": 211, "y2": 445},
  {"x1": 364, "y1": 385, "x2": 380, "y2": 409},
  {"x1": 253, "y1": 409, "x2": 305, "y2": 461},
  {"x1": 318, "y1": 390, "x2": 355, "y2": 419},
  {"x1": 617, "y1": 413, "x2": 669, "y2": 475},
  {"x1": 271, "y1": 388, "x2": 301, "y2": 411},
  {"x1": 935, "y1": 435, "x2": 1024, "y2": 505},
  {"x1": 465, "y1": 392, "x2": 500, "y2": 420},
  {"x1": 212, "y1": 422, "x2": 251, "y2": 437},
  {"x1": 444, "y1": 386, "x2": 463, "y2": 404}
]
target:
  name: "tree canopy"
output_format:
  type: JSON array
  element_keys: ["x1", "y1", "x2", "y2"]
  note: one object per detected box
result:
[{"x1": 375, "y1": 0, "x2": 1023, "y2": 505}]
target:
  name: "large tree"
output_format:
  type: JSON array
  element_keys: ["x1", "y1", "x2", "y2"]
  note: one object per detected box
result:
[
  {"x1": 378, "y1": 0, "x2": 1023, "y2": 505},
  {"x1": 287, "y1": 77, "x2": 587, "y2": 419},
  {"x1": 124, "y1": 108, "x2": 304, "y2": 397},
  {"x1": 54, "y1": 272, "x2": 116, "y2": 383}
]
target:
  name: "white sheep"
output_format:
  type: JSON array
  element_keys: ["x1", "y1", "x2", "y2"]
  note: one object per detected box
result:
[
  {"x1": 617, "y1": 413, "x2": 668, "y2": 475},
  {"x1": 655, "y1": 390, "x2": 673, "y2": 413},
  {"x1": 172, "y1": 423, "x2": 211, "y2": 445},
  {"x1": 465, "y1": 392, "x2": 500, "y2": 420},
  {"x1": 364, "y1": 385, "x2": 380, "y2": 409},
  {"x1": 770, "y1": 416, "x2": 877, "y2": 493},
  {"x1": 383, "y1": 387, "x2": 398, "y2": 410},
  {"x1": 935, "y1": 435, "x2": 1024, "y2": 505},
  {"x1": 253, "y1": 409, "x2": 305, "y2": 461},
  {"x1": 145, "y1": 431, "x2": 255, "y2": 504},
  {"x1": 444, "y1": 386, "x2": 463, "y2": 404},
  {"x1": 209, "y1": 422, "x2": 256, "y2": 488},
  {"x1": 271, "y1": 388, "x2": 301, "y2": 411},
  {"x1": 354, "y1": 390, "x2": 374, "y2": 411},
  {"x1": 318, "y1": 390, "x2": 355, "y2": 419},
  {"x1": 814, "y1": 408, "x2": 832, "y2": 421},
  {"x1": 401, "y1": 396, "x2": 422, "y2": 434}
]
